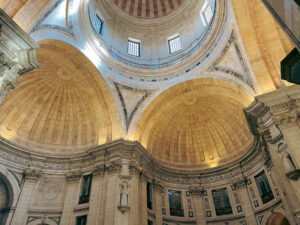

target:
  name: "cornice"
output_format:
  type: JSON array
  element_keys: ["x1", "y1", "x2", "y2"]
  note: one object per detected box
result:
[{"x1": 0, "y1": 136, "x2": 265, "y2": 186}]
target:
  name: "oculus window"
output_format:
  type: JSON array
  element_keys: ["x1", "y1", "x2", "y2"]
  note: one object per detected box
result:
[
  {"x1": 168, "y1": 190, "x2": 184, "y2": 217},
  {"x1": 128, "y1": 38, "x2": 141, "y2": 57},
  {"x1": 212, "y1": 188, "x2": 233, "y2": 216},
  {"x1": 255, "y1": 170, "x2": 274, "y2": 204},
  {"x1": 200, "y1": 1, "x2": 213, "y2": 26},
  {"x1": 94, "y1": 15, "x2": 104, "y2": 35},
  {"x1": 168, "y1": 35, "x2": 182, "y2": 54}
]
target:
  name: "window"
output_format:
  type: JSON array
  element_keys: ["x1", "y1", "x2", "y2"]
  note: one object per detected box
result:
[
  {"x1": 168, "y1": 190, "x2": 184, "y2": 217},
  {"x1": 128, "y1": 38, "x2": 140, "y2": 57},
  {"x1": 76, "y1": 215, "x2": 87, "y2": 225},
  {"x1": 147, "y1": 220, "x2": 153, "y2": 225},
  {"x1": 255, "y1": 171, "x2": 274, "y2": 204},
  {"x1": 79, "y1": 174, "x2": 92, "y2": 204},
  {"x1": 94, "y1": 15, "x2": 104, "y2": 35},
  {"x1": 147, "y1": 182, "x2": 153, "y2": 210},
  {"x1": 200, "y1": 1, "x2": 213, "y2": 26},
  {"x1": 212, "y1": 188, "x2": 233, "y2": 216},
  {"x1": 168, "y1": 35, "x2": 181, "y2": 54}
]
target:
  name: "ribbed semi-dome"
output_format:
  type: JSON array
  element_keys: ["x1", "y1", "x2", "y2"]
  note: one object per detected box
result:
[
  {"x1": 0, "y1": 40, "x2": 120, "y2": 154},
  {"x1": 113, "y1": 0, "x2": 186, "y2": 19},
  {"x1": 134, "y1": 79, "x2": 254, "y2": 169}
]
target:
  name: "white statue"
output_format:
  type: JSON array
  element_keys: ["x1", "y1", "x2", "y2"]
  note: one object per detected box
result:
[
  {"x1": 0, "y1": 64, "x2": 20, "y2": 104},
  {"x1": 119, "y1": 181, "x2": 129, "y2": 207},
  {"x1": 278, "y1": 142, "x2": 296, "y2": 173}
]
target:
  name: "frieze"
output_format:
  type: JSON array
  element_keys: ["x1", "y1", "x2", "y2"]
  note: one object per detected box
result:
[{"x1": 0, "y1": 138, "x2": 264, "y2": 186}]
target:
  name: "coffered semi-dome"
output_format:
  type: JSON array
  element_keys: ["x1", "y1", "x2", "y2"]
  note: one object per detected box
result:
[
  {"x1": 0, "y1": 40, "x2": 120, "y2": 154},
  {"x1": 134, "y1": 78, "x2": 254, "y2": 170}
]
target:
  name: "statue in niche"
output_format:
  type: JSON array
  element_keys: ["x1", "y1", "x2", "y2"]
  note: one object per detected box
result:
[
  {"x1": 277, "y1": 142, "x2": 297, "y2": 173},
  {"x1": 118, "y1": 180, "x2": 129, "y2": 212}
]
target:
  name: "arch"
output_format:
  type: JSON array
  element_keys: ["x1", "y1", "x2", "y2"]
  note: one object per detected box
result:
[
  {"x1": 0, "y1": 174, "x2": 14, "y2": 225},
  {"x1": 231, "y1": 0, "x2": 294, "y2": 92},
  {"x1": 0, "y1": 0, "x2": 53, "y2": 32},
  {"x1": 133, "y1": 77, "x2": 255, "y2": 170},
  {"x1": 28, "y1": 218, "x2": 57, "y2": 225},
  {"x1": 265, "y1": 212, "x2": 291, "y2": 225},
  {"x1": 0, "y1": 39, "x2": 121, "y2": 155},
  {"x1": 127, "y1": 71, "x2": 255, "y2": 138}
]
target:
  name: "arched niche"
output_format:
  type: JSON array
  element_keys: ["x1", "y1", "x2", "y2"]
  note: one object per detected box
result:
[
  {"x1": 28, "y1": 218, "x2": 57, "y2": 225},
  {"x1": 265, "y1": 212, "x2": 291, "y2": 225},
  {"x1": 0, "y1": 174, "x2": 13, "y2": 225}
]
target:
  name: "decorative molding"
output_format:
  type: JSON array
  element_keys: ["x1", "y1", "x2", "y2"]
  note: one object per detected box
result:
[
  {"x1": 0, "y1": 138, "x2": 264, "y2": 186},
  {"x1": 257, "y1": 215, "x2": 264, "y2": 225},
  {"x1": 66, "y1": 171, "x2": 81, "y2": 184},
  {"x1": 30, "y1": 0, "x2": 75, "y2": 36},
  {"x1": 212, "y1": 31, "x2": 254, "y2": 89},
  {"x1": 114, "y1": 82, "x2": 151, "y2": 129},
  {"x1": 24, "y1": 168, "x2": 42, "y2": 183}
]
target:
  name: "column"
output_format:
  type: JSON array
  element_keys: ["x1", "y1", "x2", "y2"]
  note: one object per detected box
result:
[
  {"x1": 10, "y1": 169, "x2": 41, "y2": 225},
  {"x1": 87, "y1": 168, "x2": 104, "y2": 225},
  {"x1": 60, "y1": 171, "x2": 81, "y2": 225},
  {"x1": 276, "y1": 121, "x2": 300, "y2": 218},
  {"x1": 190, "y1": 189, "x2": 206, "y2": 225},
  {"x1": 153, "y1": 183, "x2": 163, "y2": 225}
]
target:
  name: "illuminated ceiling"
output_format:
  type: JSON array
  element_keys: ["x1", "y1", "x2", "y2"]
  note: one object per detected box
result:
[
  {"x1": 0, "y1": 40, "x2": 120, "y2": 154},
  {"x1": 112, "y1": 0, "x2": 186, "y2": 19},
  {"x1": 134, "y1": 79, "x2": 254, "y2": 169},
  {"x1": 0, "y1": 0, "x2": 295, "y2": 169}
]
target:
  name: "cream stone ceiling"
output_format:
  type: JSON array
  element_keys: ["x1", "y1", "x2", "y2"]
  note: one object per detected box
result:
[
  {"x1": 134, "y1": 79, "x2": 254, "y2": 169},
  {"x1": 0, "y1": 40, "x2": 120, "y2": 154},
  {"x1": 112, "y1": 0, "x2": 186, "y2": 19},
  {"x1": 0, "y1": 0, "x2": 52, "y2": 31},
  {"x1": 232, "y1": 0, "x2": 294, "y2": 93},
  {"x1": 0, "y1": 0, "x2": 295, "y2": 169}
]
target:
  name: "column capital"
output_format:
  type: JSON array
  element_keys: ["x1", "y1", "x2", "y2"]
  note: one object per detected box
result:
[
  {"x1": 232, "y1": 177, "x2": 249, "y2": 190},
  {"x1": 66, "y1": 171, "x2": 81, "y2": 184},
  {"x1": 189, "y1": 187, "x2": 207, "y2": 198},
  {"x1": 23, "y1": 168, "x2": 41, "y2": 183}
]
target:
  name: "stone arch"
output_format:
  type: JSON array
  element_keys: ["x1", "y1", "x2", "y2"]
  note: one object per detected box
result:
[
  {"x1": 0, "y1": 39, "x2": 121, "y2": 154},
  {"x1": 0, "y1": 173, "x2": 14, "y2": 225},
  {"x1": 28, "y1": 218, "x2": 57, "y2": 225},
  {"x1": 132, "y1": 77, "x2": 255, "y2": 169},
  {"x1": 265, "y1": 212, "x2": 291, "y2": 225}
]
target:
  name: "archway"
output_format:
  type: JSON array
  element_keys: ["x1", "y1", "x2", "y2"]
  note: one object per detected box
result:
[
  {"x1": 0, "y1": 174, "x2": 13, "y2": 225},
  {"x1": 266, "y1": 212, "x2": 290, "y2": 225}
]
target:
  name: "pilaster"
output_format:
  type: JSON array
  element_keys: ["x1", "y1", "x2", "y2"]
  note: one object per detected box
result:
[
  {"x1": 60, "y1": 171, "x2": 81, "y2": 225},
  {"x1": 87, "y1": 167, "x2": 104, "y2": 225},
  {"x1": 10, "y1": 168, "x2": 41, "y2": 225},
  {"x1": 190, "y1": 188, "x2": 206, "y2": 225}
]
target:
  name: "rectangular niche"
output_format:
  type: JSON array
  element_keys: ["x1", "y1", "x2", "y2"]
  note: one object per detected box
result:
[
  {"x1": 168, "y1": 190, "x2": 184, "y2": 217},
  {"x1": 212, "y1": 188, "x2": 233, "y2": 216},
  {"x1": 255, "y1": 170, "x2": 274, "y2": 204}
]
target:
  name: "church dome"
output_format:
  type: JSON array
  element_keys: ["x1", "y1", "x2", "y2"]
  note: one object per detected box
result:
[
  {"x1": 134, "y1": 78, "x2": 254, "y2": 169},
  {"x1": 85, "y1": 0, "x2": 219, "y2": 78},
  {"x1": 0, "y1": 40, "x2": 120, "y2": 154},
  {"x1": 112, "y1": 0, "x2": 187, "y2": 19}
]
